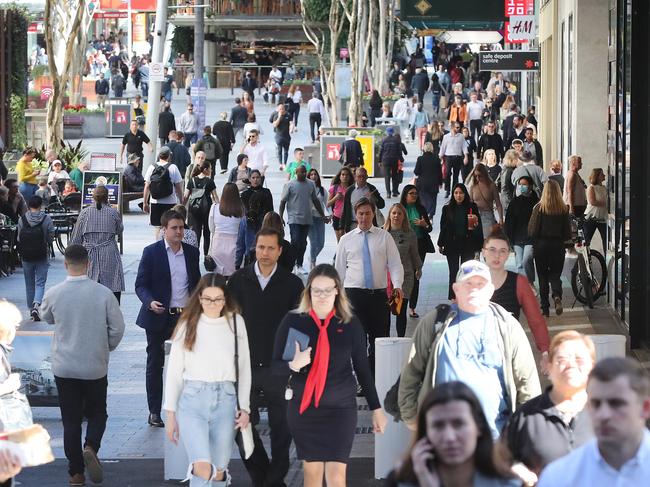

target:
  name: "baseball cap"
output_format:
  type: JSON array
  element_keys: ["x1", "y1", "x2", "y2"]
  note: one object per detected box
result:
[
  {"x1": 456, "y1": 260, "x2": 492, "y2": 283},
  {"x1": 386, "y1": 127, "x2": 395, "y2": 135},
  {"x1": 159, "y1": 146, "x2": 171, "y2": 157},
  {"x1": 349, "y1": 129, "x2": 358, "y2": 137},
  {"x1": 128, "y1": 153, "x2": 141, "y2": 164}
]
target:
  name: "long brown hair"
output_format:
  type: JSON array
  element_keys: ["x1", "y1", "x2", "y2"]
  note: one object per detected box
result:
[
  {"x1": 383, "y1": 203, "x2": 412, "y2": 233},
  {"x1": 537, "y1": 179, "x2": 567, "y2": 215},
  {"x1": 173, "y1": 274, "x2": 239, "y2": 351},
  {"x1": 219, "y1": 182, "x2": 244, "y2": 217}
]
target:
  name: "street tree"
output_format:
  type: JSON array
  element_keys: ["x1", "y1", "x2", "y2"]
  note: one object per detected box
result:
[{"x1": 44, "y1": 0, "x2": 92, "y2": 148}]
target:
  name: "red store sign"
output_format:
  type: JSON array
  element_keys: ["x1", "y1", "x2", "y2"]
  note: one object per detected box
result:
[{"x1": 504, "y1": 0, "x2": 534, "y2": 17}]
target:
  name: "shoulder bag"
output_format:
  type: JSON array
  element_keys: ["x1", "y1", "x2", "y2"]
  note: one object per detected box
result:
[{"x1": 233, "y1": 314, "x2": 254, "y2": 459}]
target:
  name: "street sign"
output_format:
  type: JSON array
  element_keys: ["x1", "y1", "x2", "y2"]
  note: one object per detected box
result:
[
  {"x1": 90, "y1": 152, "x2": 117, "y2": 171},
  {"x1": 150, "y1": 62, "x2": 165, "y2": 82},
  {"x1": 504, "y1": 22, "x2": 527, "y2": 44},
  {"x1": 507, "y1": 15, "x2": 536, "y2": 41},
  {"x1": 339, "y1": 48, "x2": 349, "y2": 59},
  {"x1": 190, "y1": 78, "x2": 208, "y2": 131},
  {"x1": 478, "y1": 50, "x2": 539, "y2": 71}
]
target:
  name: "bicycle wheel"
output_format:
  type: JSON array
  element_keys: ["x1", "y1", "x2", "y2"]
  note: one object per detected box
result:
[
  {"x1": 588, "y1": 249, "x2": 607, "y2": 298},
  {"x1": 571, "y1": 254, "x2": 594, "y2": 307},
  {"x1": 55, "y1": 226, "x2": 72, "y2": 255}
]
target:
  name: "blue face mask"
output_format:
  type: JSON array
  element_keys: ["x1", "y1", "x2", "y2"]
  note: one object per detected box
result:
[{"x1": 518, "y1": 184, "x2": 530, "y2": 195}]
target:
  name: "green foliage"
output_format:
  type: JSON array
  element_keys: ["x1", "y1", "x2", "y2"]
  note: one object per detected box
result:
[
  {"x1": 9, "y1": 95, "x2": 26, "y2": 149},
  {"x1": 30, "y1": 140, "x2": 89, "y2": 171},
  {"x1": 8, "y1": 5, "x2": 28, "y2": 96},
  {"x1": 171, "y1": 26, "x2": 194, "y2": 58},
  {"x1": 303, "y1": 0, "x2": 330, "y2": 22},
  {"x1": 30, "y1": 64, "x2": 50, "y2": 80}
]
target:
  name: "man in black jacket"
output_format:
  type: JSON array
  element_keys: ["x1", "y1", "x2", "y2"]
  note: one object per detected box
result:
[
  {"x1": 522, "y1": 127, "x2": 544, "y2": 167},
  {"x1": 242, "y1": 71, "x2": 258, "y2": 101},
  {"x1": 213, "y1": 112, "x2": 236, "y2": 174},
  {"x1": 338, "y1": 129, "x2": 364, "y2": 168},
  {"x1": 165, "y1": 131, "x2": 191, "y2": 178},
  {"x1": 94, "y1": 73, "x2": 109, "y2": 109},
  {"x1": 230, "y1": 97, "x2": 249, "y2": 144},
  {"x1": 158, "y1": 103, "x2": 176, "y2": 145},
  {"x1": 410, "y1": 67, "x2": 430, "y2": 103},
  {"x1": 341, "y1": 167, "x2": 385, "y2": 232},
  {"x1": 379, "y1": 127, "x2": 404, "y2": 198},
  {"x1": 193, "y1": 126, "x2": 223, "y2": 177},
  {"x1": 503, "y1": 114, "x2": 526, "y2": 153},
  {"x1": 477, "y1": 120, "x2": 505, "y2": 163},
  {"x1": 228, "y1": 228, "x2": 304, "y2": 487}
]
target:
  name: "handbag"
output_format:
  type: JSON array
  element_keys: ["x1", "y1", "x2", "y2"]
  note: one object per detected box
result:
[
  {"x1": 204, "y1": 213, "x2": 217, "y2": 272},
  {"x1": 418, "y1": 233, "x2": 436, "y2": 254},
  {"x1": 232, "y1": 314, "x2": 254, "y2": 459}
]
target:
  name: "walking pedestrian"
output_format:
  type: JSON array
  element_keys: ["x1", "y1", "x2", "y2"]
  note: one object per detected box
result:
[
  {"x1": 397, "y1": 260, "x2": 540, "y2": 437},
  {"x1": 583, "y1": 168, "x2": 607, "y2": 252},
  {"x1": 307, "y1": 93, "x2": 326, "y2": 143},
  {"x1": 228, "y1": 228, "x2": 304, "y2": 487},
  {"x1": 17, "y1": 196, "x2": 54, "y2": 320},
  {"x1": 411, "y1": 103, "x2": 430, "y2": 150},
  {"x1": 340, "y1": 167, "x2": 385, "y2": 233},
  {"x1": 94, "y1": 73, "x2": 109, "y2": 109},
  {"x1": 413, "y1": 142, "x2": 443, "y2": 220},
  {"x1": 505, "y1": 176, "x2": 539, "y2": 286},
  {"x1": 164, "y1": 274, "x2": 252, "y2": 486},
  {"x1": 437, "y1": 183, "x2": 483, "y2": 299},
  {"x1": 237, "y1": 170, "x2": 274, "y2": 267},
  {"x1": 384, "y1": 204, "x2": 422, "y2": 337},
  {"x1": 213, "y1": 112, "x2": 236, "y2": 175},
  {"x1": 272, "y1": 264, "x2": 387, "y2": 486},
  {"x1": 167, "y1": 130, "x2": 192, "y2": 179},
  {"x1": 179, "y1": 103, "x2": 200, "y2": 148},
  {"x1": 499, "y1": 149, "x2": 519, "y2": 213},
  {"x1": 135, "y1": 210, "x2": 201, "y2": 428},
  {"x1": 143, "y1": 146, "x2": 184, "y2": 237},
  {"x1": 335, "y1": 197, "x2": 404, "y2": 373},
  {"x1": 368, "y1": 90, "x2": 383, "y2": 127},
  {"x1": 528, "y1": 180, "x2": 572, "y2": 317},
  {"x1": 511, "y1": 151, "x2": 548, "y2": 199},
  {"x1": 338, "y1": 130, "x2": 364, "y2": 169},
  {"x1": 231, "y1": 98, "x2": 249, "y2": 144},
  {"x1": 279, "y1": 165, "x2": 328, "y2": 274},
  {"x1": 158, "y1": 104, "x2": 176, "y2": 146},
  {"x1": 241, "y1": 129, "x2": 269, "y2": 177},
  {"x1": 379, "y1": 127, "x2": 407, "y2": 199},
  {"x1": 327, "y1": 167, "x2": 353, "y2": 242},
  {"x1": 439, "y1": 122, "x2": 468, "y2": 197},
  {"x1": 269, "y1": 102, "x2": 294, "y2": 170},
  {"x1": 194, "y1": 126, "x2": 223, "y2": 177},
  {"x1": 41, "y1": 245, "x2": 125, "y2": 486},
  {"x1": 70, "y1": 186, "x2": 125, "y2": 303},
  {"x1": 184, "y1": 160, "x2": 218, "y2": 256},
  {"x1": 307, "y1": 168, "x2": 327, "y2": 268},
  {"x1": 241, "y1": 71, "x2": 257, "y2": 101},
  {"x1": 120, "y1": 120, "x2": 153, "y2": 165},
  {"x1": 207, "y1": 183, "x2": 244, "y2": 277},
  {"x1": 469, "y1": 163, "x2": 503, "y2": 238}
]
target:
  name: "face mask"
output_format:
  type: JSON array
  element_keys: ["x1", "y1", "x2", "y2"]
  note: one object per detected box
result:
[{"x1": 518, "y1": 185, "x2": 530, "y2": 195}]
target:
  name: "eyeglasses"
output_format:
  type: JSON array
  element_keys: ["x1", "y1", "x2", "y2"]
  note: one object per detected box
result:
[
  {"x1": 554, "y1": 355, "x2": 591, "y2": 368},
  {"x1": 484, "y1": 247, "x2": 509, "y2": 256},
  {"x1": 200, "y1": 296, "x2": 225, "y2": 305},
  {"x1": 311, "y1": 286, "x2": 337, "y2": 298},
  {"x1": 407, "y1": 191, "x2": 418, "y2": 196}
]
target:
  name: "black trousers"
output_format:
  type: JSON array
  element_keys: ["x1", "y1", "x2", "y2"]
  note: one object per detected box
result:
[
  {"x1": 309, "y1": 113, "x2": 322, "y2": 142},
  {"x1": 469, "y1": 119, "x2": 483, "y2": 142},
  {"x1": 534, "y1": 239, "x2": 566, "y2": 309},
  {"x1": 289, "y1": 223, "x2": 310, "y2": 267},
  {"x1": 446, "y1": 249, "x2": 476, "y2": 299},
  {"x1": 346, "y1": 288, "x2": 389, "y2": 374},
  {"x1": 409, "y1": 245, "x2": 427, "y2": 310},
  {"x1": 113, "y1": 292, "x2": 121, "y2": 304},
  {"x1": 393, "y1": 297, "x2": 410, "y2": 337},
  {"x1": 461, "y1": 158, "x2": 474, "y2": 183},
  {"x1": 292, "y1": 105, "x2": 300, "y2": 126},
  {"x1": 145, "y1": 316, "x2": 178, "y2": 415},
  {"x1": 189, "y1": 210, "x2": 211, "y2": 255},
  {"x1": 236, "y1": 367, "x2": 291, "y2": 487},
  {"x1": 583, "y1": 219, "x2": 607, "y2": 252},
  {"x1": 207, "y1": 158, "x2": 218, "y2": 178},
  {"x1": 219, "y1": 148, "x2": 231, "y2": 171},
  {"x1": 55, "y1": 375, "x2": 108, "y2": 477},
  {"x1": 275, "y1": 137, "x2": 290, "y2": 166},
  {"x1": 444, "y1": 156, "x2": 464, "y2": 193},
  {"x1": 383, "y1": 159, "x2": 400, "y2": 196}
]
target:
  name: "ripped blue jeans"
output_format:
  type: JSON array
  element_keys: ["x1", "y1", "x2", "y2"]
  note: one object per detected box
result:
[{"x1": 177, "y1": 381, "x2": 238, "y2": 486}]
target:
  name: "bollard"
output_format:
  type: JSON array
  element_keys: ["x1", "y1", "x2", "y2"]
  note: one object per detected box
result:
[
  {"x1": 587, "y1": 334, "x2": 627, "y2": 360},
  {"x1": 163, "y1": 340, "x2": 190, "y2": 480},
  {"x1": 374, "y1": 337, "x2": 413, "y2": 479}
]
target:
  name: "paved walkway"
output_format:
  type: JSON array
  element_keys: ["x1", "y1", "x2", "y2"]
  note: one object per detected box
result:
[{"x1": 2, "y1": 87, "x2": 611, "y2": 486}]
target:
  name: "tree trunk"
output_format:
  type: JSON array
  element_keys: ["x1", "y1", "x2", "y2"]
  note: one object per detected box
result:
[
  {"x1": 343, "y1": 0, "x2": 360, "y2": 126},
  {"x1": 194, "y1": 1, "x2": 205, "y2": 78}
]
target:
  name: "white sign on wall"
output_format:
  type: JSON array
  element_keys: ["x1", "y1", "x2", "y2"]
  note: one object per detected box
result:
[
  {"x1": 150, "y1": 62, "x2": 165, "y2": 82},
  {"x1": 508, "y1": 15, "x2": 536, "y2": 41}
]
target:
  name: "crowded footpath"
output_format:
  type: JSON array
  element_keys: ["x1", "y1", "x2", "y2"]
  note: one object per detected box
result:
[{"x1": 0, "y1": 44, "x2": 647, "y2": 487}]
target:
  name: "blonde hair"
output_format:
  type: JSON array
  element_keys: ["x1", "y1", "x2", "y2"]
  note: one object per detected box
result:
[
  {"x1": 538, "y1": 179, "x2": 567, "y2": 215},
  {"x1": 502, "y1": 149, "x2": 519, "y2": 168},
  {"x1": 589, "y1": 168, "x2": 604, "y2": 185},
  {"x1": 548, "y1": 330, "x2": 596, "y2": 363},
  {"x1": 0, "y1": 300, "x2": 21, "y2": 343},
  {"x1": 482, "y1": 149, "x2": 497, "y2": 166},
  {"x1": 428, "y1": 122, "x2": 443, "y2": 142},
  {"x1": 383, "y1": 203, "x2": 412, "y2": 233},
  {"x1": 423, "y1": 142, "x2": 434, "y2": 153},
  {"x1": 568, "y1": 154, "x2": 582, "y2": 168},
  {"x1": 297, "y1": 264, "x2": 353, "y2": 323}
]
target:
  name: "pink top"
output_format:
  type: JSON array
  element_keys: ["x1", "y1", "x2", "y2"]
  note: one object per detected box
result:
[{"x1": 328, "y1": 184, "x2": 349, "y2": 218}]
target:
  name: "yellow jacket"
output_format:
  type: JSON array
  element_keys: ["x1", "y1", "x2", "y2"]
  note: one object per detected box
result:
[{"x1": 16, "y1": 158, "x2": 38, "y2": 185}]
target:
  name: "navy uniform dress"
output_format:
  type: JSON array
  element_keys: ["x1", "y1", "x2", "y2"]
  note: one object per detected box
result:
[{"x1": 272, "y1": 312, "x2": 380, "y2": 463}]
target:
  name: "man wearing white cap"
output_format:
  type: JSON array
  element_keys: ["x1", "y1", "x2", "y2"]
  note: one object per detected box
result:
[{"x1": 398, "y1": 260, "x2": 540, "y2": 438}]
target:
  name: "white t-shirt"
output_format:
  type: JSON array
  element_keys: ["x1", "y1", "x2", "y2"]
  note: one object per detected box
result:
[
  {"x1": 208, "y1": 202, "x2": 241, "y2": 235},
  {"x1": 243, "y1": 143, "x2": 269, "y2": 172},
  {"x1": 467, "y1": 100, "x2": 485, "y2": 121},
  {"x1": 144, "y1": 160, "x2": 182, "y2": 204}
]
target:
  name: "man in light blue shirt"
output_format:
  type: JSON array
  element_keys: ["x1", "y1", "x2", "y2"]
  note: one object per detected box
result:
[{"x1": 538, "y1": 357, "x2": 650, "y2": 487}]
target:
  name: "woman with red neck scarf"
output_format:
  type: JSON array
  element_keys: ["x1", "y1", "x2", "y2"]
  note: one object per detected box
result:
[{"x1": 272, "y1": 264, "x2": 387, "y2": 487}]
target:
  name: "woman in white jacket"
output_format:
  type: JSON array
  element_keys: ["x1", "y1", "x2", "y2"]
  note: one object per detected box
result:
[
  {"x1": 208, "y1": 182, "x2": 244, "y2": 277},
  {"x1": 164, "y1": 274, "x2": 252, "y2": 486}
]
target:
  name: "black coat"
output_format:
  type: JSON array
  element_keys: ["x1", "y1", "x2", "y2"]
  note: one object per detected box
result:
[
  {"x1": 241, "y1": 186, "x2": 274, "y2": 227},
  {"x1": 338, "y1": 139, "x2": 364, "y2": 167},
  {"x1": 505, "y1": 194, "x2": 538, "y2": 245},
  {"x1": 413, "y1": 152, "x2": 442, "y2": 192},
  {"x1": 158, "y1": 111, "x2": 176, "y2": 139},
  {"x1": 379, "y1": 135, "x2": 404, "y2": 162},
  {"x1": 227, "y1": 263, "x2": 304, "y2": 367},
  {"x1": 212, "y1": 120, "x2": 236, "y2": 152},
  {"x1": 437, "y1": 202, "x2": 483, "y2": 253},
  {"x1": 477, "y1": 133, "x2": 505, "y2": 162},
  {"x1": 230, "y1": 105, "x2": 249, "y2": 129},
  {"x1": 123, "y1": 163, "x2": 145, "y2": 192},
  {"x1": 341, "y1": 182, "x2": 385, "y2": 233},
  {"x1": 410, "y1": 71, "x2": 430, "y2": 93},
  {"x1": 166, "y1": 140, "x2": 191, "y2": 177}
]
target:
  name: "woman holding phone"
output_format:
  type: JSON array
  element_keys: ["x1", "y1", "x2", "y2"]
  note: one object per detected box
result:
[
  {"x1": 272, "y1": 264, "x2": 387, "y2": 487},
  {"x1": 385, "y1": 381, "x2": 519, "y2": 487}
]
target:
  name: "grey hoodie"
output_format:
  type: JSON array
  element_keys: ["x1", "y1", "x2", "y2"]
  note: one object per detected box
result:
[{"x1": 16, "y1": 210, "x2": 55, "y2": 242}]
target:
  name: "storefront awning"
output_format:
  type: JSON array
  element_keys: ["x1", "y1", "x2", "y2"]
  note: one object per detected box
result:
[{"x1": 436, "y1": 30, "x2": 503, "y2": 44}]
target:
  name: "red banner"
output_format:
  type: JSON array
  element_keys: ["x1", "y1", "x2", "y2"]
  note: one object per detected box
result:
[
  {"x1": 504, "y1": 22, "x2": 528, "y2": 44},
  {"x1": 100, "y1": 0, "x2": 156, "y2": 11},
  {"x1": 504, "y1": 0, "x2": 534, "y2": 17}
]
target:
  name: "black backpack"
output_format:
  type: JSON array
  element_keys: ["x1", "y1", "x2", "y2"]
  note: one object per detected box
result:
[
  {"x1": 19, "y1": 215, "x2": 48, "y2": 262},
  {"x1": 149, "y1": 162, "x2": 174, "y2": 199},
  {"x1": 187, "y1": 178, "x2": 211, "y2": 215},
  {"x1": 383, "y1": 303, "x2": 451, "y2": 422},
  {"x1": 202, "y1": 137, "x2": 219, "y2": 160}
]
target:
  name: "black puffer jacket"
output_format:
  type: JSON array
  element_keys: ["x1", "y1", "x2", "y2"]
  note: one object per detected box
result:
[
  {"x1": 379, "y1": 135, "x2": 404, "y2": 162},
  {"x1": 505, "y1": 194, "x2": 538, "y2": 245}
]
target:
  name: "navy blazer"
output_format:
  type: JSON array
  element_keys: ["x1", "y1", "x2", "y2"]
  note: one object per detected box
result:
[{"x1": 135, "y1": 240, "x2": 201, "y2": 332}]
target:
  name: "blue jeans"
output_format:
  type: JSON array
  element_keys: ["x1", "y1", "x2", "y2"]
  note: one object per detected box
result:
[
  {"x1": 177, "y1": 381, "x2": 238, "y2": 486},
  {"x1": 289, "y1": 223, "x2": 310, "y2": 267},
  {"x1": 23, "y1": 259, "x2": 49, "y2": 308},
  {"x1": 235, "y1": 219, "x2": 257, "y2": 267},
  {"x1": 19, "y1": 183, "x2": 38, "y2": 199},
  {"x1": 308, "y1": 216, "x2": 325, "y2": 264},
  {"x1": 163, "y1": 90, "x2": 172, "y2": 102},
  {"x1": 275, "y1": 137, "x2": 290, "y2": 166},
  {"x1": 184, "y1": 133, "x2": 198, "y2": 148},
  {"x1": 514, "y1": 244, "x2": 535, "y2": 284},
  {"x1": 140, "y1": 81, "x2": 149, "y2": 99}
]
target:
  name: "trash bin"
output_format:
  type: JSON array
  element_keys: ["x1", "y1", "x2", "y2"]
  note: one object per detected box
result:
[
  {"x1": 374, "y1": 337, "x2": 413, "y2": 479},
  {"x1": 588, "y1": 334, "x2": 627, "y2": 360},
  {"x1": 163, "y1": 340, "x2": 190, "y2": 481}
]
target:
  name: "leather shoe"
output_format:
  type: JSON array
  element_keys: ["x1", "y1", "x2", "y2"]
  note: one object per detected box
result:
[
  {"x1": 148, "y1": 413, "x2": 165, "y2": 428},
  {"x1": 83, "y1": 445, "x2": 103, "y2": 484},
  {"x1": 69, "y1": 473, "x2": 85, "y2": 486}
]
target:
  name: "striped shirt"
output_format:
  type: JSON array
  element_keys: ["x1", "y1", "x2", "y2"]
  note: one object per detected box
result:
[{"x1": 70, "y1": 204, "x2": 125, "y2": 292}]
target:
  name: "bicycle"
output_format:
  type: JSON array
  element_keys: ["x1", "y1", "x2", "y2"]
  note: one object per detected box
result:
[
  {"x1": 45, "y1": 202, "x2": 79, "y2": 256},
  {"x1": 570, "y1": 216, "x2": 607, "y2": 308}
]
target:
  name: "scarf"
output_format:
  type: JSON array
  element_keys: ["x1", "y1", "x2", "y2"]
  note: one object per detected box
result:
[{"x1": 299, "y1": 308, "x2": 336, "y2": 414}]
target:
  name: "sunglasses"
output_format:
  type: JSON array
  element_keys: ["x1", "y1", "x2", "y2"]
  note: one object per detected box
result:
[{"x1": 459, "y1": 263, "x2": 487, "y2": 275}]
